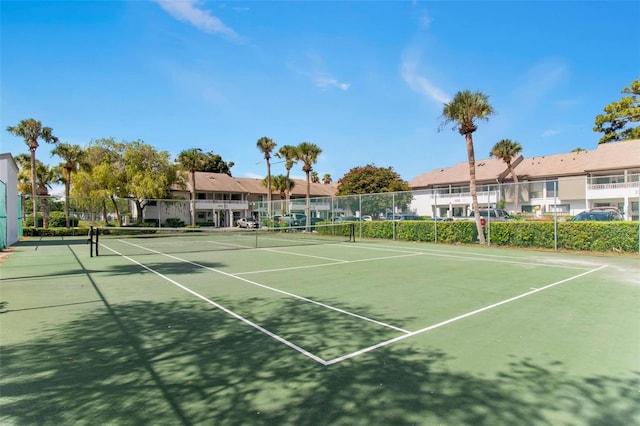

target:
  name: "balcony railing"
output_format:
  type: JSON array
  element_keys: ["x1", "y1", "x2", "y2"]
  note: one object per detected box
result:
[
  {"x1": 587, "y1": 181, "x2": 640, "y2": 191},
  {"x1": 195, "y1": 200, "x2": 248, "y2": 210}
]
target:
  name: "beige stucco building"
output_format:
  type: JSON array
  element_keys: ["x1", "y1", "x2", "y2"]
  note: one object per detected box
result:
[
  {"x1": 139, "y1": 172, "x2": 338, "y2": 227},
  {"x1": 409, "y1": 140, "x2": 640, "y2": 220}
]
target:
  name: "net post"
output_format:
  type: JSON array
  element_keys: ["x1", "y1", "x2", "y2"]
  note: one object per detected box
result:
[
  {"x1": 350, "y1": 223, "x2": 355, "y2": 242},
  {"x1": 89, "y1": 226, "x2": 94, "y2": 257},
  {"x1": 95, "y1": 227, "x2": 100, "y2": 256}
]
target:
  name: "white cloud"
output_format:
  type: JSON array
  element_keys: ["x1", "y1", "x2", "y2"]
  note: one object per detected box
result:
[
  {"x1": 400, "y1": 52, "x2": 450, "y2": 105},
  {"x1": 512, "y1": 59, "x2": 567, "y2": 105},
  {"x1": 292, "y1": 54, "x2": 350, "y2": 91},
  {"x1": 314, "y1": 76, "x2": 350, "y2": 91},
  {"x1": 419, "y1": 10, "x2": 432, "y2": 29},
  {"x1": 155, "y1": 0, "x2": 240, "y2": 41},
  {"x1": 541, "y1": 129, "x2": 561, "y2": 137}
]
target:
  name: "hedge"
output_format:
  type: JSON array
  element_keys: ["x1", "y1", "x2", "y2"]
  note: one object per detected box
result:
[
  {"x1": 22, "y1": 227, "x2": 91, "y2": 237},
  {"x1": 352, "y1": 220, "x2": 639, "y2": 254},
  {"x1": 20, "y1": 221, "x2": 640, "y2": 253}
]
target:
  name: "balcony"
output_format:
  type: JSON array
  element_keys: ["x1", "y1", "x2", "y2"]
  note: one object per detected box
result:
[
  {"x1": 195, "y1": 200, "x2": 248, "y2": 210},
  {"x1": 586, "y1": 181, "x2": 639, "y2": 199},
  {"x1": 424, "y1": 190, "x2": 500, "y2": 205}
]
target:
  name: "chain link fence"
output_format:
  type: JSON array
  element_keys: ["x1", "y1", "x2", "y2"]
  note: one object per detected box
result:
[{"x1": 14, "y1": 174, "x2": 640, "y2": 252}]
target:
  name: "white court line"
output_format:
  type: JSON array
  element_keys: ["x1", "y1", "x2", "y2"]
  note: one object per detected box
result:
[
  {"x1": 109, "y1": 239, "x2": 410, "y2": 334},
  {"x1": 324, "y1": 264, "x2": 608, "y2": 365},
  {"x1": 99, "y1": 243, "x2": 329, "y2": 365},
  {"x1": 260, "y1": 247, "x2": 348, "y2": 263},
  {"x1": 337, "y1": 243, "x2": 596, "y2": 270},
  {"x1": 234, "y1": 252, "x2": 422, "y2": 276}
]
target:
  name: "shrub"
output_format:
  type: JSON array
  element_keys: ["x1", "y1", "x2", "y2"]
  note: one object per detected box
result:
[
  {"x1": 165, "y1": 218, "x2": 185, "y2": 227},
  {"x1": 356, "y1": 220, "x2": 638, "y2": 253},
  {"x1": 47, "y1": 211, "x2": 79, "y2": 227},
  {"x1": 142, "y1": 218, "x2": 160, "y2": 227},
  {"x1": 22, "y1": 227, "x2": 91, "y2": 237}
]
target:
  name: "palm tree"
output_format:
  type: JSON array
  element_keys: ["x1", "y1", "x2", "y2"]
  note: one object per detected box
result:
[
  {"x1": 441, "y1": 90, "x2": 495, "y2": 244},
  {"x1": 6, "y1": 118, "x2": 59, "y2": 226},
  {"x1": 35, "y1": 163, "x2": 62, "y2": 228},
  {"x1": 14, "y1": 155, "x2": 60, "y2": 227},
  {"x1": 490, "y1": 139, "x2": 523, "y2": 212},
  {"x1": 322, "y1": 173, "x2": 332, "y2": 184},
  {"x1": 51, "y1": 143, "x2": 86, "y2": 227},
  {"x1": 265, "y1": 174, "x2": 295, "y2": 216},
  {"x1": 276, "y1": 144, "x2": 298, "y2": 214},
  {"x1": 311, "y1": 171, "x2": 320, "y2": 183},
  {"x1": 295, "y1": 142, "x2": 322, "y2": 229},
  {"x1": 177, "y1": 148, "x2": 204, "y2": 226},
  {"x1": 256, "y1": 137, "x2": 277, "y2": 219}
]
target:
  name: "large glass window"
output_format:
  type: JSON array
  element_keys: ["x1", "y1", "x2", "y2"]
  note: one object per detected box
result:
[
  {"x1": 546, "y1": 180, "x2": 558, "y2": 197},
  {"x1": 450, "y1": 186, "x2": 470, "y2": 194},
  {"x1": 529, "y1": 182, "x2": 544, "y2": 198}
]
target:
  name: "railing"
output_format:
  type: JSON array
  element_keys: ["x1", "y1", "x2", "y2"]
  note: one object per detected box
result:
[
  {"x1": 195, "y1": 200, "x2": 249, "y2": 209},
  {"x1": 587, "y1": 181, "x2": 640, "y2": 191}
]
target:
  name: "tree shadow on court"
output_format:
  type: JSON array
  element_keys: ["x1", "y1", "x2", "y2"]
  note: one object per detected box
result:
[
  {"x1": 1, "y1": 297, "x2": 638, "y2": 425},
  {"x1": 15, "y1": 238, "x2": 89, "y2": 247},
  {"x1": 0, "y1": 261, "x2": 227, "y2": 282},
  {"x1": 103, "y1": 260, "x2": 229, "y2": 277}
]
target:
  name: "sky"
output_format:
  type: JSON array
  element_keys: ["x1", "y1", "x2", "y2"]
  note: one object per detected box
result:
[{"x1": 2, "y1": 0, "x2": 639, "y2": 186}]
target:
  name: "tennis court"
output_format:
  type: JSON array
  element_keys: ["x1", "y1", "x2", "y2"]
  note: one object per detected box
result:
[{"x1": 1, "y1": 229, "x2": 639, "y2": 425}]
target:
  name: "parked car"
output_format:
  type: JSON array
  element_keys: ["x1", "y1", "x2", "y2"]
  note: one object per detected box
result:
[
  {"x1": 386, "y1": 214, "x2": 423, "y2": 221},
  {"x1": 468, "y1": 208, "x2": 514, "y2": 221},
  {"x1": 237, "y1": 217, "x2": 259, "y2": 228},
  {"x1": 588, "y1": 206, "x2": 622, "y2": 213},
  {"x1": 279, "y1": 214, "x2": 306, "y2": 226},
  {"x1": 334, "y1": 216, "x2": 360, "y2": 222},
  {"x1": 432, "y1": 217, "x2": 453, "y2": 222},
  {"x1": 362, "y1": 215, "x2": 373, "y2": 222},
  {"x1": 570, "y1": 210, "x2": 623, "y2": 221}
]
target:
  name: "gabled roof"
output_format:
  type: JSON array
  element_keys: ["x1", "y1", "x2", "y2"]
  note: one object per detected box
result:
[
  {"x1": 235, "y1": 177, "x2": 338, "y2": 197},
  {"x1": 178, "y1": 172, "x2": 338, "y2": 197},
  {"x1": 516, "y1": 139, "x2": 640, "y2": 178},
  {"x1": 410, "y1": 139, "x2": 640, "y2": 188},
  {"x1": 409, "y1": 156, "x2": 522, "y2": 188}
]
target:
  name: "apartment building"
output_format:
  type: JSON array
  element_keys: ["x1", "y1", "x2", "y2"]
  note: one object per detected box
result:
[
  {"x1": 141, "y1": 172, "x2": 337, "y2": 227},
  {"x1": 409, "y1": 139, "x2": 640, "y2": 220}
]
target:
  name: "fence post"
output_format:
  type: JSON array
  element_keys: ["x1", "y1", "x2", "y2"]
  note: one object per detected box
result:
[
  {"x1": 434, "y1": 189, "x2": 438, "y2": 244},
  {"x1": 554, "y1": 181, "x2": 558, "y2": 251}
]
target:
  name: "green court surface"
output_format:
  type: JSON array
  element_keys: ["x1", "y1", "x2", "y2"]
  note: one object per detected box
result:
[{"x1": 1, "y1": 234, "x2": 639, "y2": 425}]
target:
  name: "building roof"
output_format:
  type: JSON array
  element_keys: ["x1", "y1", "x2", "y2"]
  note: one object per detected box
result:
[
  {"x1": 410, "y1": 139, "x2": 640, "y2": 188},
  {"x1": 0, "y1": 153, "x2": 19, "y2": 172},
  {"x1": 180, "y1": 172, "x2": 338, "y2": 197},
  {"x1": 409, "y1": 156, "x2": 523, "y2": 188},
  {"x1": 515, "y1": 139, "x2": 640, "y2": 178}
]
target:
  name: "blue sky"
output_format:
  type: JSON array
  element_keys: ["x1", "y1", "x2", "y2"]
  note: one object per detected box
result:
[{"x1": 2, "y1": 0, "x2": 639, "y2": 185}]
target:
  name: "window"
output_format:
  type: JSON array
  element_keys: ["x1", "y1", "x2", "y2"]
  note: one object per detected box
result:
[
  {"x1": 529, "y1": 182, "x2": 544, "y2": 198},
  {"x1": 546, "y1": 180, "x2": 558, "y2": 197},
  {"x1": 451, "y1": 186, "x2": 470, "y2": 194}
]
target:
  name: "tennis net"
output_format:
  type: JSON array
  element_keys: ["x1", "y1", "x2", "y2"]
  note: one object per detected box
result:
[{"x1": 90, "y1": 223, "x2": 355, "y2": 257}]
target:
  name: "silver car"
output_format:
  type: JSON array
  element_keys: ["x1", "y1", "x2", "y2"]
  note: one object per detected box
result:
[{"x1": 237, "y1": 217, "x2": 259, "y2": 228}]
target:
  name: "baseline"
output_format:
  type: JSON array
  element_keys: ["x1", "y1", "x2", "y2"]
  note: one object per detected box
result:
[
  {"x1": 98, "y1": 243, "x2": 329, "y2": 365},
  {"x1": 325, "y1": 264, "x2": 608, "y2": 365},
  {"x1": 338, "y1": 242, "x2": 598, "y2": 270},
  {"x1": 102, "y1": 239, "x2": 410, "y2": 335}
]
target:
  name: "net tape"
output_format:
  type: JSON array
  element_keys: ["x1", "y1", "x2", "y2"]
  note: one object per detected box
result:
[{"x1": 90, "y1": 223, "x2": 354, "y2": 257}]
